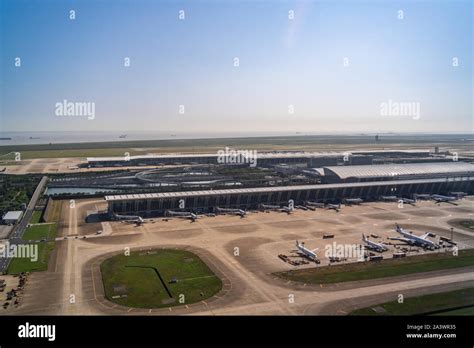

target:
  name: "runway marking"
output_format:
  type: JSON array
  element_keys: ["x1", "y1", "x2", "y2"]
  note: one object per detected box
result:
[{"x1": 127, "y1": 308, "x2": 133, "y2": 312}]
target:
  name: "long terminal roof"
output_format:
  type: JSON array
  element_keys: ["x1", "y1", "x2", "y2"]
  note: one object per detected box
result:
[{"x1": 104, "y1": 176, "x2": 473, "y2": 202}]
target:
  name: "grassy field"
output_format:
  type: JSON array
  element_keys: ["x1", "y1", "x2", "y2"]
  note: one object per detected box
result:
[
  {"x1": 350, "y1": 287, "x2": 474, "y2": 316},
  {"x1": 275, "y1": 249, "x2": 474, "y2": 284},
  {"x1": 7, "y1": 242, "x2": 55, "y2": 274},
  {"x1": 22, "y1": 223, "x2": 57, "y2": 240},
  {"x1": 30, "y1": 210, "x2": 43, "y2": 224},
  {"x1": 7, "y1": 223, "x2": 57, "y2": 275},
  {"x1": 100, "y1": 249, "x2": 222, "y2": 308}
]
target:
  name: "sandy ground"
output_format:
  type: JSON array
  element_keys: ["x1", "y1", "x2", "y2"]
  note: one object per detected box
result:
[
  {"x1": 4, "y1": 196, "x2": 474, "y2": 316},
  {"x1": 3, "y1": 158, "x2": 171, "y2": 174}
]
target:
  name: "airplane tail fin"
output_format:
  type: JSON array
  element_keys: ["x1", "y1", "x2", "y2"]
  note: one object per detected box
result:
[{"x1": 362, "y1": 233, "x2": 367, "y2": 241}]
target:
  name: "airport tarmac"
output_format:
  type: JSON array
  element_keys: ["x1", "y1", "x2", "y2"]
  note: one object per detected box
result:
[
  {"x1": 2, "y1": 158, "x2": 167, "y2": 174},
  {"x1": 3, "y1": 196, "x2": 474, "y2": 315}
]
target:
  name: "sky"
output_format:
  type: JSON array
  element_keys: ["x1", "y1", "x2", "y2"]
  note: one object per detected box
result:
[{"x1": 0, "y1": 0, "x2": 472, "y2": 135}]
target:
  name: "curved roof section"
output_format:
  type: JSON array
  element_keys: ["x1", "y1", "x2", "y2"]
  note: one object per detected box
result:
[{"x1": 323, "y1": 162, "x2": 474, "y2": 180}]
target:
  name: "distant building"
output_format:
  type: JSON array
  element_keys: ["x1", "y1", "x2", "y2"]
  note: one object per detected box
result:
[{"x1": 2, "y1": 211, "x2": 23, "y2": 224}]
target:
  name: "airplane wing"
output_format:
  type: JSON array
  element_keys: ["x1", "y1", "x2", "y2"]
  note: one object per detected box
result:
[{"x1": 419, "y1": 233, "x2": 430, "y2": 240}]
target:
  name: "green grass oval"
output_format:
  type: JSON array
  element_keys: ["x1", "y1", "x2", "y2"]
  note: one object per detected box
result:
[{"x1": 100, "y1": 249, "x2": 222, "y2": 308}]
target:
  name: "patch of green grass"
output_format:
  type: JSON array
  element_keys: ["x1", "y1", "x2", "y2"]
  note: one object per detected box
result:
[
  {"x1": 7, "y1": 242, "x2": 55, "y2": 274},
  {"x1": 448, "y1": 219, "x2": 474, "y2": 232},
  {"x1": 30, "y1": 210, "x2": 43, "y2": 224},
  {"x1": 350, "y1": 288, "x2": 474, "y2": 316},
  {"x1": 460, "y1": 220, "x2": 474, "y2": 230},
  {"x1": 275, "y1": 249, "x2": 474, "y2": 284},
  {"x1": 100, "y1": 249, "x2": 222, "y2": 308},
  {"x1": 22, "y1": 223, "x2": 57, "y2": 241}
]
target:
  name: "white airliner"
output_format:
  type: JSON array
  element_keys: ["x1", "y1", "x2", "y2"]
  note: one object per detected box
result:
[
  {"x1": 399, "y1": 197, "x2": 416, "y2": 205},
  {"x1": 380, "y1": 196, "x2": 416, "y2": 205},
  {"x1": 344, "y1": 198, "x2": 363, "y2": 205},
  {"x1": 431, "y1": 194, "x2": 460, "y2": 205},
  {"x1": 327, "y1": 203, "x2": 341, "y2": 212},
  {"x1": 380, "y1": 195, "x2": 398, "y2": 201},
  {"x1": 215, "y1": 207, "x2": 246, "y2": 217},
  {"x1": 167, "y1": 210, "x2": 198, "y2": 222},
  {"x1": 389, "y1": 224, "x2": 439, "y2": 250},
  {"x1": 306, "y1": 201, "x2": 341, "y2": 211},
  {"x1": 305, "y1": 201, "x2": 325, "y2": 208},
  {"x1": 113, "y1": 213, "x2": 144, "y2": 225},
  {"x1": 362, "y1": 234, "x2": 388, "y2": 252},
  {"x1": 295, "y1": 240, "x2": 319, "y2": 261},
  {"x1": 260, "y1": 204, "x2": 293, "y2": 214}
]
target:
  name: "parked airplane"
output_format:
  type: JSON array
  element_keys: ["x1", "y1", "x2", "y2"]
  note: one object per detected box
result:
[
  {"x1": 399, "y1": 197, "x2": 416, "y2": 205},
  {"x1": 295, "y1": 205, "x2": 308, "y2": 211},
  {"x1": 215, "y1": 207, "x2": 246, "y2": 217},
  {"x1": 305, "y1": 201, "x2": 325, "y2": 208},
  {"x1": 327, "y1": 203, "x2": 341, "y2": 212},
  {"x1": 380, "y1": 195, "x2": 398, "y2": 201},
  {"x1": 431, "y1": 194, "x2": 460, "y2": 205},
  {"x1": 343, "y1": 198, "x2": 363, "y2": 205},
  {"x1": 413, "y1": 193, "x2": 431, "y2": 200},
  {"x1": 295, "y1": 240, "x2": 319, "y2": 261},
  {"x1": 260, "y1": 204, "x2": 293, "y2": 214},
  {"x1": 113, "y1": 213, "x2": 144, "y2": 225},
  {"x1": 389, "y1": 224, "x2": 439, "y2": 250},
  {"x1": 362, "y1": 234, "x2": 388, "y2": 252},
  {"x1": 167, "y1": 210, "x2": 198, "y2": 222}
]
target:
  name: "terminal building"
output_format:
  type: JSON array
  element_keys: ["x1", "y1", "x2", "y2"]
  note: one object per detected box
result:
[
  {"x1": 87, "y1": 150, "x2": 433, "y2": 168},
  {"x1": 106, "y1": 162, "x2": 474, "y2": 217}
]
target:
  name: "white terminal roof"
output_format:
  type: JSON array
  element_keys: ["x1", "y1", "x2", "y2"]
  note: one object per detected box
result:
[
  {"x1": 324, "y1": 162, "x2": 474, "y2": 180},
  {"x1": 104, "y1": 176, "x2": 473, "y2": 202},
  {"x1": 87, "y1": 151, "x2": 384, "y2": 162},
  {"x1": 2, "y1": 211, "x2": 23, "y2": 221},
  {"x1": 87, "y1": 149, "x2": 431, "y2": 162}
]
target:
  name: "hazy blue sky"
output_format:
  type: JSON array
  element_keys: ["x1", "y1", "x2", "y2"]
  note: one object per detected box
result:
[{"x1": 1, "y1": 0, "x2": 472, "y2": 134}]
